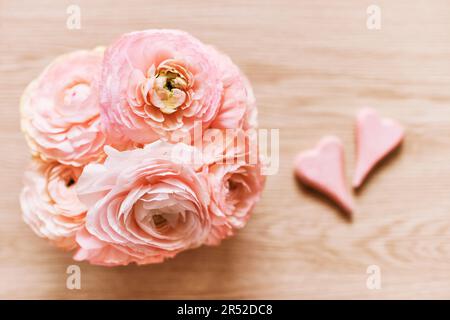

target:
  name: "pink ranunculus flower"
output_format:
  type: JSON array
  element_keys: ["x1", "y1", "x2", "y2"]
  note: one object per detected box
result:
[
  {"x1": 99, "y1": 29, "x2": 256, "y2": 146},
  {"x1": 206, "y1": 161, "x2": 265, "y2": 244},
  {"x1": 20, "y1": 159, "x2": 87, "y2": 250},
  {"x1": 73, "y1": 142, "x2": 211, "y2": 266},
  {"x1": 20, "y1": 48, "x2": 106, "y2": 167},
  {"x1": 201, "y1": 129, "x2": 265, "y2": 245}
]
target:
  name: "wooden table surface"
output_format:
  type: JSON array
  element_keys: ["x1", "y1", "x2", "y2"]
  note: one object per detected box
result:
[{"x1": 2, "y1": 0, "x2": 450, "y2": 299}]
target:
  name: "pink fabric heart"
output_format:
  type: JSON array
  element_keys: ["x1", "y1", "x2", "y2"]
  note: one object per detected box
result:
[
  {"x1": 353, "y1": 107, "x2": 404, "y2": 188},
  {"x1": 294, "y1": 136, "x2": 354, "y2": 214}
]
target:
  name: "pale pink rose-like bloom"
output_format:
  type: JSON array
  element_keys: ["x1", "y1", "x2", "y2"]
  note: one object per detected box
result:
[
  {"x1": 21, "y1": 49, "x2": 106, "y2": 167},
  {"x1": 73, "y1": 142, "x2": 211, "y2": 266},
  {"x1": 206, "y1": 162, "x2": 265, "y2": 244},
  {"x1": 99, "y1": 29, "x2": 256, "y2": 146},
  {"x1": 20, "y1": 159, "x2": 87, "y2": 250},
  {"x1": 202, "y1": 131, "x2": 265, "y2": 245}
]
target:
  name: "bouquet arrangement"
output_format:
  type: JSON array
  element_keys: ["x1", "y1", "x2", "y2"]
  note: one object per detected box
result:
[{"x1": 19, "y1": 29, "x2": 265, "y2": 266}]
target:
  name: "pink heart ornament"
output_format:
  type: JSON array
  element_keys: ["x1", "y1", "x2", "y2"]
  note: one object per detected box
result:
[
  {"x1": 353, "y1": 107, "x2": 404, "y2": 188},
  {"x1": 295, "y1": 136, "x2": 354, "y2": 214}
]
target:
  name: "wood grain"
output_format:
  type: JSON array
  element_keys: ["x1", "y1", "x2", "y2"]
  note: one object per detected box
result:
[{"x1": 2, "y1": 0, "x2": 450, "y2": 299}]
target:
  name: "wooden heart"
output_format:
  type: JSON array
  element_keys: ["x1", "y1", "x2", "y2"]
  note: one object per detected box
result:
[
  {"x1": 295, "y1": 136, "x2": 354, "y2": 214},
  {"x1": 353, "y1": 107, "x2": 404, "y2": 188}
]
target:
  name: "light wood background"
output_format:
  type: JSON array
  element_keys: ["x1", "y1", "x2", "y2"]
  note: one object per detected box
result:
[{"x1": 1, "y1": 0, "x2": 450, "y2": 299}]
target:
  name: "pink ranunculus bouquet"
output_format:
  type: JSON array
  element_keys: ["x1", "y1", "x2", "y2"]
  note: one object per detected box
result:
[{"x1": 19, "y1": 29, "x2": 265, "y2": 266}]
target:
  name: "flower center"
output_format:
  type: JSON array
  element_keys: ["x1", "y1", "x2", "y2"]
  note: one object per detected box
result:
[
  {"x1": 146, "y1": 60, "x2": 192, "y2": 114},
  {"x1": 227, "y1": 180, "x2": 239, "y2": 191},
  {"x1": 64, "y1": 83, "x2": 91, "y2": 106},
  {"x1": 152, "y1": 214, "x2": 167, "y2": 228},
  {"x1": 66, "y1": 177, "x2": 76, "y2": 187}
]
